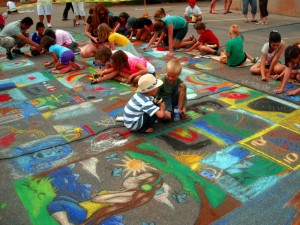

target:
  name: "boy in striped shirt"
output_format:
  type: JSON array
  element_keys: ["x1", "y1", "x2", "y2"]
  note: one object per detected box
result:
[{"x1": 124, "y1": 74, "x2": 166, "y2": 133}]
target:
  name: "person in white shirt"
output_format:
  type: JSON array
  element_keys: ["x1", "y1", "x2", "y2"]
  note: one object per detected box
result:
[
  {"x1": 184, "y1": 0, "x2": 202, "y2": 23},
  {"x1": 7, "y1": 0, "x2": 18, "y2": 14}
]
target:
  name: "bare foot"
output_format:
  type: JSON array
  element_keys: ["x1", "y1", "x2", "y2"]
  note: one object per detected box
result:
[
  {"x1": 69, "y1": 61, "x2": 80, "y2": 70},
  {"x1": 60, "y1": 65, "x2": 72, "y2": 74},
  {"x1": 286, "y1": 89, "x2": 299, "y2": 96},
  {"x1": 145, "y1": 127, "x2": 154, "y2": 133}
]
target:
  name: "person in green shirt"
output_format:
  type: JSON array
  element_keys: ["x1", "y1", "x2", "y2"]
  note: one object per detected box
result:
[
  {"x1": 157, "y1": 59, "x2": 188, "y2": 120},
  {"x1": 225, "y1": 24, "x2": 258, "y2": 67}
]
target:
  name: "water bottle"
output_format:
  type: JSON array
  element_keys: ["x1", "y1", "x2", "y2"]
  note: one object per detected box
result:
[{"x1": 173, "y1": 105, "x2": 180, "y2": 122}]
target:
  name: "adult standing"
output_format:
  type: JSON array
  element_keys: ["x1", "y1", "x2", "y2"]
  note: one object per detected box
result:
[
  {"x1": 256, "y1": 0, "x2": 268, "y2": 24},
  {"x1": 62, "y1": 3, "x2": 74, "y2": 21},
  {"x1": 224, "y1": 0, "x2": 233, "y2": 14},
  {"x1": 242, "y1": 0, "x2": 257, "y2": 23},
  {"x1": 209, "y1": 0, "x2": 217, "y2": 14},
  {"x1": 80, "y1": 3, "x2": 113, "y2": 58},
  {"x1": 0, "y1": 17, "x2": 42, "y2": 60},
  {"x1": 37, "y1": 0, "x2": 54, "y2": 28},
  {"x1": 72, "y1": 2, "x2": 86, "y2": 26}
]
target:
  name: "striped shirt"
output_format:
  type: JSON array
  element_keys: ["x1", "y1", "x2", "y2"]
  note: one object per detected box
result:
[{"x1": 124, "y1": 92, "x2": 159, "y2": 130}]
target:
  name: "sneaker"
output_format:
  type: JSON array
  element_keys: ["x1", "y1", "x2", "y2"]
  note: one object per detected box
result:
[
  {"x1": 115, "y1": 116, "x2": 124, "y2": 122},
  {"x1": 252, "y1": 57, "x2": 259, "y2": 63},
  {"x1": 47, "y1": 23, "x2": 52, "y2": 28},
  {"x1": 12, "y1": 49, "x2": 24, "y2": 55},
  {"x1": 6, "y1": 52, "x2": 13, "y2": 60}
]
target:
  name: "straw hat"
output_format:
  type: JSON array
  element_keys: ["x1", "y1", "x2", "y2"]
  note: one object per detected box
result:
[{"x1": 137, "y1": 74, "x2": 163, "y2": 93}]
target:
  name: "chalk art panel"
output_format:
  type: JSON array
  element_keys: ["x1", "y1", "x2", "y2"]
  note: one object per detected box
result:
[
  {"x1": 191, "y1": 108, "x2": 273, "y2": 147},
  {"x1": 0, "y1": 58, "x2": 34, "y2": 71},
  {"x1": 0, "y1": 88, "x2": 27, "y2": 106},
  {"x1": 278, "y1": 110, "x2": 300, "y2": 133},
  {"x1": 9, "y1": 72, "x2": 52, "y2": 87},
  {"x1": 74, "y1": 80, "x2": 132, "y2": 100},
  {"x1": 0, "y1": 100, "x2": 40, "y2": 125},
  {"x1": 231, "y1": 96, "x2": 300, "y2": 123},
  {"x1": 241, "y1": 125, "x2": 300, "y2": 170},
  {"x1": 210, "y1": 86, "x2": 266, "y2": 106},
  {"x1": 31, "y1": 91, "x2": 87, "y2": 112},
  {"x1": 20, "y1": 80, "x2": 66, "y2": 99},
  {"x1": 56, "y1": 72, "x2": 90, "y2": 88},
  {"x1": 201, "y1": 144, "x2": 287, "y2": 202}
]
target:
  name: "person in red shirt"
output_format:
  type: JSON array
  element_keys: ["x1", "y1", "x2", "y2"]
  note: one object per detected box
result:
[
  {"x1": 0, "y1": 11, "x2": 6, "y2": 31},
  {"x1": 183, "y1": 22, "x2": 220, "y2": 55}
]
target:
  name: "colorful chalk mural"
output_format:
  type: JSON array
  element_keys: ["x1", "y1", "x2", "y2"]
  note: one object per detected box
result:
[{"x1": 0, "y1": 31, "x2": 299, "y2": 225}]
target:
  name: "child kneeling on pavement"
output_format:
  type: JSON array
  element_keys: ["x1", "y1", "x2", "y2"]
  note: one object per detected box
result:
[{"x1": 123, "y1": 74, "x2": 166, "y2": 133}]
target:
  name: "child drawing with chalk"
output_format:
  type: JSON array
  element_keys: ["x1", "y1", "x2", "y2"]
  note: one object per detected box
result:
[{"x1": 41, "y1": 35, "x2": 80, "y2": 74}]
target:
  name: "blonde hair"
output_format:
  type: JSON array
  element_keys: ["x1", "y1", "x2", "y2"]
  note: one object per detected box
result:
[
  {"x1": 230, "y1": 24, "x2": 240, "y2": 36},
  {"x1": 154, "y1": 8, "x2": 166, "y2": 20},
  {"x1": 166, "y1": 59, "x2": 182, "y2": 75},
  {"x1": 97, "y1": 23, "x2": 112, "y2": 42}
]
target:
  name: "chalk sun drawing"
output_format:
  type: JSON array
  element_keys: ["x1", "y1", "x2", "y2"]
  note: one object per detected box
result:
[{"x1": 115, "y1": 156, "x2": 156, "y2": 177}]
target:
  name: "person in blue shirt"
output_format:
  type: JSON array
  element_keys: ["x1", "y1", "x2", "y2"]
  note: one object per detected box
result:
[
  {"x1": 40, "y1": 35, "x2": 80, "y2": 74},
  {"x1": 30, "y1": 22, "x2": 45, "y2": 56}
]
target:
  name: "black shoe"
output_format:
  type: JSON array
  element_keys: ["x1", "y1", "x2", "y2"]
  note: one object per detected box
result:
[
  {"x1": 62, "y1": 18, "x2": 68, "y2": 21},
  {"x1": 69, "y1": 42, "x2": 79, "y2": 52},
  {"x1": 12, "y1": 49, "x2": 25, "y2": 55},
  {"x1": 6, "y1": 52, "x2": 13, "y2": 60}
]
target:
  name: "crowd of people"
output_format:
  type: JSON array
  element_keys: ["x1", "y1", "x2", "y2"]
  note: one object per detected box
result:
[{"x1": 0, "y1": 1, "x2": 299, "y2": 134}]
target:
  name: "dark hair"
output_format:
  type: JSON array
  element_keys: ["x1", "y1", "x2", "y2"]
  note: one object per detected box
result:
[
  {"x1": 119, "y1": 12, "x2": 130, "y2": 20},
  {"x1": 89, "y1": 7, "x2": 94, "y2": 15},
  {"x1": 21, "y1": 17, "x2": 33, "y2": 26},
  {"x1": 111, "y1": 50, "x2": 129, "y2": 71},
  {"x1": 284, "y1": 45, "x2": 300, "y2": 66},
  {"x1": 194, "y1": 22, "x2": 205, "y2": 30},
  {"x1": 40, "y1": 36, "x2": 56, "y2": 51},
  {"x1": 269, "y1": 30, "x2": 281, "y2": 43},
  {"x1": 36, "y1": 22, "x2": 45, "y2": 30},
  {"x1": 112, "y1": 16, "x2": 120, "y2": 23},
  {"x1": 44, "y1": 29, "x2": 56, "y2": 40},
  {"x1": 154, "y1": 20, "x2": 164, "y2": 32}
]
